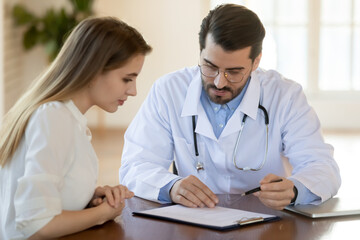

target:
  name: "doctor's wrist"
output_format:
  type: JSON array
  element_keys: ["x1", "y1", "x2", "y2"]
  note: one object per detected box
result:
[
  {"x1": 290, "y1": 186, "x2": 298, "y2": 204},
  {"x1": 169, "y1": 179, "x2": 182, "y2": 195}
]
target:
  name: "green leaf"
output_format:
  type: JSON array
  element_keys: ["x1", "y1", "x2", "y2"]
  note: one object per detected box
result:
[
  {"x1": 23, "y1": 26, "x2": 38, "y2": 49},
  {"x1": 45, "y1": 40, "x2": 59, "y2": 61},
  {"x1": 12, "y1": 1, "x2": 94, "y2": 61},
  {"x1": 12, "y1": 4, "x2": 36, "y2": 25},
  {"x1": 69, "y1": 0, "x2": 94, "y2": 13}
]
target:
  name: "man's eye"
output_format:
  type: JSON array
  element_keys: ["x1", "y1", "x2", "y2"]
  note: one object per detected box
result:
[
  {"x1": 123, "y1": 78, "x2": 133, "y2": 82},
  {"x1": 227, "y1": 70, "x2": 241, "y2": 75},
  {"x1": 204, "y1": 65, "x2": 218, "y2": 71}
]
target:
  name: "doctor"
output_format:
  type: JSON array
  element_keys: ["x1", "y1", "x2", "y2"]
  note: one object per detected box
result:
[{"x1": 120, "y1": 4, "x2": 341, "y2": 210}]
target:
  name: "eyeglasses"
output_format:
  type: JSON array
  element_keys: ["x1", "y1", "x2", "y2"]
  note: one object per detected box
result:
[{"x1": 198, "y1": 64, "x2": 249, "y2": 83}]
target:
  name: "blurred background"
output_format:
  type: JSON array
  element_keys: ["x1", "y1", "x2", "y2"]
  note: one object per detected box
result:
[{"x1": 0, "y1": 0, "x2": 359, "y2": 190}]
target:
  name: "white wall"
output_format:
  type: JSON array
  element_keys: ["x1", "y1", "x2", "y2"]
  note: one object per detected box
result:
[
  {"x1": 2, "y1": 0, "x2": 359, "y2": 130},
  {"x1": 2, "y1": 0, "x2": 210, "y2": 129},
  {"x1": 2, "y1": 0, "x2": 68, "y2": 115},
  {"x1": 89, "y1": 0, "x2": 360, "y2": 130},
  {"x1": 0, "y1": 0, "x2": 4, "y2": 121},
  {"x1": 309, "y1": 94, "x2": 360, "y2": 130},
  {"x1": 88, "y1": 0, "x2": 210, "y2": 128},
  {"x1": 15, "y1": 0, "x2": 70, "y2": 86}
]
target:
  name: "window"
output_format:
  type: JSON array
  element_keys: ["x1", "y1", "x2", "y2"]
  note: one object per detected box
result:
[
  {"x1": 211, "y1": 0, "x2": 360, "y2": 93},
  {"x1": 320, "y1": 0, "x2": 360, "y2": 91}
]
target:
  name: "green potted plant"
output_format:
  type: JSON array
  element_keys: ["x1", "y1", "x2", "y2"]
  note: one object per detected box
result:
[{"x1": 12, "y1": 0, "x2": 94, "y2": 61}]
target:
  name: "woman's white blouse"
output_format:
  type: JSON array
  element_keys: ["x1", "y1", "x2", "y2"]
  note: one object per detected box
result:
[{"x1": 0, "y1": 100, "x2": 98, "y2": 240}]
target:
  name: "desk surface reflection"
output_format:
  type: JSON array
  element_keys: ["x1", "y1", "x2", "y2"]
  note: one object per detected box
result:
[{"x1": 59, "y1": 194, "x2": 360, "y2": 240}]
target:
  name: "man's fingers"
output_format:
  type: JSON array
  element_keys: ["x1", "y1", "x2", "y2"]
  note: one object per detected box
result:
[
  {"x1": 255, "y1": 174, "x2": 295, "y2": 210},
  {"x1": 190, "y1": 177, "x2": 219, "y2": 204},
  {"x1": 170, "y1": 175, "x2": 218, "y2": 208},
  {"x1": 172, "y1": 194, "x2": 198, "y2": 208},
  {"x1": 184, "y1": 183, "x2": 215, "y2": 208},
  {"x1": 258, "y1": 197, "x2": 290, "y2": 210},
  {"x1": 260, "y1": 173, "x2": 280, "y2": 184},
  {"x1": 180, "y1": 186, "x2": 212, "y2": 207}
]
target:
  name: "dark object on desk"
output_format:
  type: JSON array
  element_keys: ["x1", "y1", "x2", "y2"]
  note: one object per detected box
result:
[{"x1": 285, "y1": 197, "x2": 360, "y2": 218}]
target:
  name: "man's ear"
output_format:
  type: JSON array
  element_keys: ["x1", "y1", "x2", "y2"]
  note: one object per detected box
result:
[{"x1": 253, "y1": 52, "x2": 262, "y2": 69}]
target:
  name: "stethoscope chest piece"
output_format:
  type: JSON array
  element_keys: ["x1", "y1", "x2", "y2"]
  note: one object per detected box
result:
[{"x1": 196, "y1": 161, "x2": 204, "y2": 172}]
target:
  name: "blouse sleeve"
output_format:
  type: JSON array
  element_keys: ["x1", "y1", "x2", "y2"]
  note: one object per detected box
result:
[{"x1": 14, "y1": 103, "x2": 76, "y2": 237}]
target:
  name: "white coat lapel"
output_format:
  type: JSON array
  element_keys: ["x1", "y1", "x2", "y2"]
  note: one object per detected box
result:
[
  {"x1": 181, "y1": 70, "x2": 201, "y2": 117},
  {"x1": 195, "y1": 106, "x2": 217, "y2": 140},
  {"x1": 181, "y1": 71, "x2": 217, "y2": 140}
]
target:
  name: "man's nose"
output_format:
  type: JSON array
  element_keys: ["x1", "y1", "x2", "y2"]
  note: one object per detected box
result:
[{"x1": 214, "y1": 71, "x2": 228, "y2": 89}]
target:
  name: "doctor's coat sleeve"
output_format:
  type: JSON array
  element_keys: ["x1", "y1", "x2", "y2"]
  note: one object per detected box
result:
[
  {"x1": 119, "y1": 80, "x2": 180, "y2": 202},
  {"x1": 279, "y1": 83, "x2": 341, "y2": 204}
]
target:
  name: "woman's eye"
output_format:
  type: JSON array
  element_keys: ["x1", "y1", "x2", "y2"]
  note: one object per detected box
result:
[{"x1": 123, "y1": 78, "x2": 133, "y2": 83}]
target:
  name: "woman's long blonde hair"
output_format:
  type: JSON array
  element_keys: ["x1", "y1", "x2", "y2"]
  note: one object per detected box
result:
[{"x1": 0, "y1": 17, "x2": 151, "y2": 166}]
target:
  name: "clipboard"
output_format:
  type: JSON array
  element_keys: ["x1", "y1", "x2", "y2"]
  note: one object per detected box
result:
[{"x1": 133, "y1": 205, "x2": 280, "y2": 231}]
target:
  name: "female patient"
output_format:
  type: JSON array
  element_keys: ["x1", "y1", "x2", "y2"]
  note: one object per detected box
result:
[{"x1": 0, "y1": 17, "x2": 151, "y2": 239}]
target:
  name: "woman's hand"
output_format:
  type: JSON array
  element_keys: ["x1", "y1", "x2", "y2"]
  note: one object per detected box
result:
[
  {"x1": 88, "y1": 185, "x2": 134, "y2": 208},
  {"x1": 29, "y1": 186, "x2": 134, "y2": 239},
  {"x1": 95, "y1": 198, "x2": 125, "y2": 225}
]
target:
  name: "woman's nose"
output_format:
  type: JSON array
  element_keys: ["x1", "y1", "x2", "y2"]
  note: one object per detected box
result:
[{"x1": 127, "y1": 83, "x2": 137, "y2": 96}]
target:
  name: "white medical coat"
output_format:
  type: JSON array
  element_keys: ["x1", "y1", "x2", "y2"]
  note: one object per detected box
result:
[{"x1": 120, "y1": 67, "x2": 341, "y2": 204}]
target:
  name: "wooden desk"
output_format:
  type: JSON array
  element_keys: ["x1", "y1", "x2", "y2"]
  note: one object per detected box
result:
[{"x1": 59, "y1": 194, "x2": 360, "y2": 240}]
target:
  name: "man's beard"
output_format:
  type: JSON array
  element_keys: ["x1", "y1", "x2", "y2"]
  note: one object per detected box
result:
[{"x1": 202, "y1": 78, "x2": 242, "y2": 105}]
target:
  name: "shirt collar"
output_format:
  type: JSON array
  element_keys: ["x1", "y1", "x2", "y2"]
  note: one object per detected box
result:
[
  {"x1": 64, "y1": 100, "x2": 87, "y2": 127},
  {"x1": 208, "y1": 98, "x2": 227, "y2": 113},
  {"x1": 64, "y1": 100, "x2": 92, "y2": 140},
  {"x1": 181, "y1": 67, "x2": 262, "y2": 139}
]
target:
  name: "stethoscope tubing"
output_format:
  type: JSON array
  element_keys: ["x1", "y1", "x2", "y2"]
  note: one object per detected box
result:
[{"x1": 192, "y1": 104, "x2": 269, "y2": 171}]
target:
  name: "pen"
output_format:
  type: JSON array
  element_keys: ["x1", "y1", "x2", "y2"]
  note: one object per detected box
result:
[{"x1": 240, "y1": 179, "x2": 283, "y2": 197}]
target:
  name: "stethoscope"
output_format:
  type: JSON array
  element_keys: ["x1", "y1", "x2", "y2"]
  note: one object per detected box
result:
[{"x1": 192, "y1": 104, "x2": 269, "y2": 172}]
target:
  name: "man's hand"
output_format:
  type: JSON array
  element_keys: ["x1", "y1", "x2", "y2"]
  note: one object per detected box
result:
[
  {"x1": 170, "y1": 175, "x2": 219, "y2": 208},
  {"x1": 253, "y1": 173, "x2": 296, "y2": 210}
]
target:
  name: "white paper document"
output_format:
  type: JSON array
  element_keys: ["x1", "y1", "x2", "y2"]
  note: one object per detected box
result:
[{"x1": 133, "y1": 204, "x2": 279, "y2": 230}]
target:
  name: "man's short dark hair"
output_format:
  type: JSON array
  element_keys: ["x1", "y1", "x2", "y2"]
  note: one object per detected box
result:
[{"x1": 199, "y1": 4, "x2": 265, "y2": 61}]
